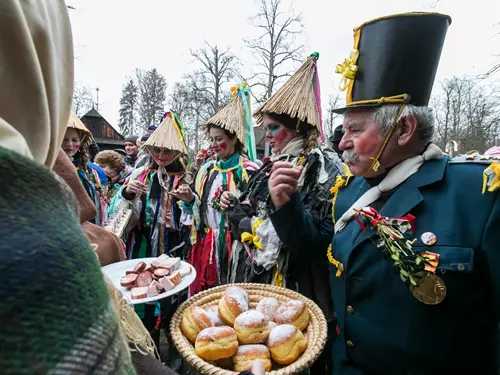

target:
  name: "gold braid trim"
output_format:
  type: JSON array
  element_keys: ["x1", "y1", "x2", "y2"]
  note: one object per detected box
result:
[{"x1": 327, "y1": 165, "x2": 352, "y2": 276}]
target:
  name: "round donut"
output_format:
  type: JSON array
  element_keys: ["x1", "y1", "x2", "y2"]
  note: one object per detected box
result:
[
  {"x1": 181, "y1": 306, "x2": 213, "y2": 343},
  {"x1": 225, "y1": 286, "x2": 249, "y2": 300},
  {"x1": 256, "y1": 297, "x2": 281, "y2": 322},
  {"x1": 206, "y1": 305, "x2": 225, "y2": 327},
  {"x1": 267, "y1": 324, "x2": 307, "y2": 365},
  {"x1": 233, "y1": 344, "x2": 272, "y2": 372},
  {"x1": 218, "y1": 292, "x2": 249, "y2": 326},
  {"x1": 195, "y1": 326, "x2": 239, "y2": 361},
  {"x1": 234, "y1": 310, "x2": 270, "y2": 344},
  {"x1": 268, "y1": 321, "x2": 278, "y2": 330},
  {"x1": 274, "y1": 299, "x2": 309, "y2": 331}
]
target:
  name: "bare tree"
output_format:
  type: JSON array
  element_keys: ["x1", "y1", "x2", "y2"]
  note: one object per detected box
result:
[
  {"x1": 72, "y1": 83, "x2": 94, "y2": 116},
  {"x1": 323, "y1": 94, "x2": 343, "y2": 141},
  {"x1": 190, "y1": 43, "x2": 238, "y2": 117},
  {"x1": 484, "y1": 22, "x2": 500, "y2": 77},
  {"x1": 169, "y1": 77, "x2": 211, "y2": 155},
  {"x1": 245, "y1": 0, "x2": 304, "y2": 103},
  {"x1": 433, "y1": 75, "x2": 500, "y2": 152}
]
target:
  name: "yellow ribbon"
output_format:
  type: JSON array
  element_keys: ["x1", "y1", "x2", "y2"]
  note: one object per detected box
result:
[
  {"x1": 241, "y1": 218, "x2": 264, "y2": 250},
  {"x1": 274, "y1": 264, "x2": 283, "y2": 287},
  {"x1": 335, "y1": 49, "x2": 360, "y2": 91},
  {"x1": 482, "y1": 161, "x2": 500, "y2": 193},
  {"x1": 230, "y1": 82, "x2": 248, "y2": 99}
]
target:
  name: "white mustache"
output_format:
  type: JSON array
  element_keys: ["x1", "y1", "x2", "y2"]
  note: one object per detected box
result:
[{"x1": 342, "y1": 150, "x2": 360, "y2": 163}]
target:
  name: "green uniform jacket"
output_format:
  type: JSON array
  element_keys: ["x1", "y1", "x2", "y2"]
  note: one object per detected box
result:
[{"x1": 270, "y1": 155, "x2": 499, "y2": 375}]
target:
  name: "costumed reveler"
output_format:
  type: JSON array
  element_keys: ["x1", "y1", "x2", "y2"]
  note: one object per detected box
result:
[
  {"x1": 181, "y1": 83, "x2": 259, "y2": 294},
  {"x1": 117, "y1": 111, "x2": 192, "y2": 358},
  {"x1": 271, "y1": 13, "x2": 500, "y2": 374},
  {"x1": 62, "y1": 111, "x2": 108, "y2": 226},
  {"x1": 95, "y1": 149, "x2": 133, "y2": 212},
  {"x1": 222, "y1": 53, "x2": 344, "y2": 375}
]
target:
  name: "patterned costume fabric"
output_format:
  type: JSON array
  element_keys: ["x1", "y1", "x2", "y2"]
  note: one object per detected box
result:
[
  {"x1": 183, "y1": 153, "x2": 258, "y2": 294},
  {"x1": 0, "y1": 147, "x2": 134, "y2": 374}
]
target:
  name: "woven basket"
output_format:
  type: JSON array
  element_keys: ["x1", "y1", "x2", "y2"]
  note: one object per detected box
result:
[{"x1": 170, "y1": 283, "x2": 328, "y2": 375}]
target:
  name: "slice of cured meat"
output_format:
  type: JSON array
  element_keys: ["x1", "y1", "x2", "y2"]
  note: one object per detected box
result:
[
  {"x1": 168, "y1": 271, "x2": 182, "y2": 286},
  {"x1": 131, "y1": 286, "x2": 148, "y2": 300},
  {"x1": 134, "y1": 261, "x2": 146, "y2": 273},
  {"x1": 180, "y1": 267, "x2": 191, "y2": 277},
  {"x1": 136, "y1": 271, "x2": 153, "y2": 287},
  {"x1": 120, "y1": 273, "x2": 138, "y2": 288},
  {"x1": 159, "y1": 276, "x2": 175, "y2": 291},
  {"x1": 125, "y1": 270, "x2": 138, "y2": 275},
  {"x1": 154, "y1": 268, "x2": 170, "y2": 279}
]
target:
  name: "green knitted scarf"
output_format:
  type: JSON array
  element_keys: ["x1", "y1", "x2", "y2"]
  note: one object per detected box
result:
[{"x1": 0, "y1": 147, "x2": 135, "y2": 374}]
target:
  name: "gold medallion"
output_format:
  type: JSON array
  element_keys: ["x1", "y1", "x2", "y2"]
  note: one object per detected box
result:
[{"x1": 410, "y1": 272, "x2": 447, "y2": 305}]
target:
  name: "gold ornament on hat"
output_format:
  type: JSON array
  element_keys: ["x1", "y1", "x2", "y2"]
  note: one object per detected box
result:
[{"x1": 335, "y1": 49, "x2": 359, "y2": 91}]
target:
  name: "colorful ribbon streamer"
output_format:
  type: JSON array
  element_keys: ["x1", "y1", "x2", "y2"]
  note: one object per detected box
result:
[{"x1": 309, "y1": 52, "x2": 324, "y2": 143}]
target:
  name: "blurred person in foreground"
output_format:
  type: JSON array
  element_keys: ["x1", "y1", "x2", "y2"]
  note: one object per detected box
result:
[{"x1": 0, "y1": 0, "x2": 135, "y2": 373}]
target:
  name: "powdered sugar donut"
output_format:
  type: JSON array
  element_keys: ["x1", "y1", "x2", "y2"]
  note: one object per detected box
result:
[
  {"x1": 274, "y1": 299, "x2": 309, "y2": 331},
  {"x1": 267, "y1": 324, "x2": 307, "y2": 365},
  {"x1": 234, "y1": 310, "x2": 270, "y2": 344},
  {"x1": 256, "y1": 297, "x2": 281, "y2": 322}
]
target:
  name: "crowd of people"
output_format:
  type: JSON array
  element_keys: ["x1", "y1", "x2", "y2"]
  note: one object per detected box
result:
[{"x1": 1, "y1": 2, "x2": 499, "y2": 375}]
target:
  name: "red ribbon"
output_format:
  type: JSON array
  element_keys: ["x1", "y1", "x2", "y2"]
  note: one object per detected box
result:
[{"x1": 354, "y1": 207, "x2": 416, "y2": 233}]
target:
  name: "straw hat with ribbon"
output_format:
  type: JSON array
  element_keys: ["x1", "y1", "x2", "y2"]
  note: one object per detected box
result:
[
  {"x1": 253, "y1": 52, "x2": 325, "y2": 142},
  {"x1": 204, "y1": 83, "x2": 257, "y2": 161},
  {"x1": 141, "y1": 110, "x2": 188, "y2": 156},
  {"x1": 67, "y1": 110, "x2": 93, "y2": 148}
]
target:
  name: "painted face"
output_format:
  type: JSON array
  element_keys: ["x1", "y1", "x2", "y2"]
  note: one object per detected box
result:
[
  {"x1": 124, "y1": 141, "x2": 138, "y2": 156},
  {"x1": 262, "y1": 114, "x2": 296, "y2": 154},
  {"x1": 152, "y1": 147, "x2": 177, "y2": 167},
  {"x1": 208, "y1": 127, "x2": 236, "y2": 160},
  {"x1": 339, "y1": 108, "x2": 385, "y2": 177},
  {"x1": 62, "y1": 128, "x2": 82, "y2": 158}
]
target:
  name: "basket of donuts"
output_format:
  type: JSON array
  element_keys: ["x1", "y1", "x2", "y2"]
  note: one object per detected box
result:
[{"x1": 170, "y1": 283, "x2": 328, "y2": 375}]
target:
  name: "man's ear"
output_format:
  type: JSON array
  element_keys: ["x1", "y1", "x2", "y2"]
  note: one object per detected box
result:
[{"x1": 397, "y1": 115, "x2": 418, "y2": 146}]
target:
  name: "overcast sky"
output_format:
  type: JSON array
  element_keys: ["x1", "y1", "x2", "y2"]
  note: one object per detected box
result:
[{"x1": 68, "y1": 0, "x2": 499, "y2": 130}]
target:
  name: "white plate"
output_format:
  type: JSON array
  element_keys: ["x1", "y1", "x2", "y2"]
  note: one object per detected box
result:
[{"x1": 102, "y1": 258, "x2": 196, "y2": 305}]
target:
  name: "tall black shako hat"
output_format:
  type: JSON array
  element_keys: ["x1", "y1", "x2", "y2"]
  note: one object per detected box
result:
[{"x1": 333, "y1": 12, "x2": 452, "y2": 113}]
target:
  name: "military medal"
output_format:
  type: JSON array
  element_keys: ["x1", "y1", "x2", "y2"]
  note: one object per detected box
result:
[{"x1": 410, "y1": 272, "x2": 447, "y2": 305}]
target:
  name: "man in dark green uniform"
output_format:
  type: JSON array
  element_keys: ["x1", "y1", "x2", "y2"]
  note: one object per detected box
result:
[{"x1": 267, "y1": 12, "x2": 500, "y2": 374}]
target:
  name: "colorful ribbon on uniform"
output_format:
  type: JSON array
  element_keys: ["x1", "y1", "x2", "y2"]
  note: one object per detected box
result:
[{"x1": 354, "y1": 207, "x2": 416, "y2": 234}]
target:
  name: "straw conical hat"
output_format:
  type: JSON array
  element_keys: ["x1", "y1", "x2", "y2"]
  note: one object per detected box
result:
[
  {"x1": 254, "y1": 53, "x2": 321, "y2": 132},
  {"x1": 204, "y1": 84, "x2": 247, "y2": 143},
  {"x1": 142, "y1": 111, "x2": 188, "y2": 155},
  {"x1": 67, "y1": 110, "x2": 92, "y2": 147}
]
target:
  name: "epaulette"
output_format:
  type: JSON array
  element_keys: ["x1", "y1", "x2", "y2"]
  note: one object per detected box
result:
[{"x1": 448, "y1": 154, "x2": 500, "y2": 165}]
